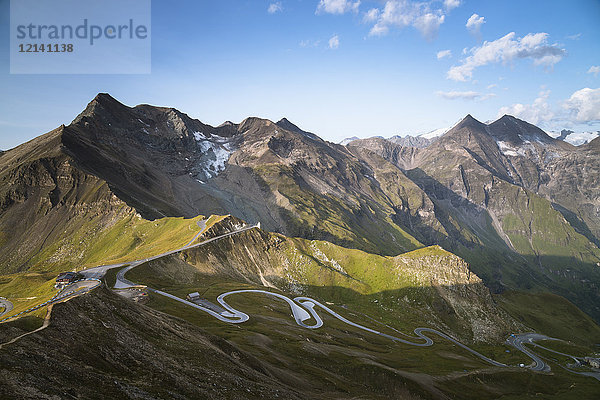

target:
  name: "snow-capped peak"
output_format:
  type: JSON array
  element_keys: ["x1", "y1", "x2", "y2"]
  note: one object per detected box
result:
[
  {"x1": 417, "y1": 119, "x2": 461, "y2": 139},
  {"x1": 339, "y1": 136, "x2": 360, "y2": 146},
  {"x1": 548, "y1": 129, "x2": 600, "y2": 146}
]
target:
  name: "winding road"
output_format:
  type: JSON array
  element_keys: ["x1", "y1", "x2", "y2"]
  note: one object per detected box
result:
[
  {"x1": 109, "y1": 227, "x2": 600, "y2": 377},
  {"x1": 112, "y1": 223, "x2": 259, "y2": 289},
  {"x1": 117, "y1": 252, "x2": 600, "y2": 381},
  {"x1": 0, "y1": 218, "x2": 247, "y2": 323},
  {"x1": 3, "y1": 217, "x2": 598, "y2": 382},
  {"x1": 143, "y1": 286, "x2": 600, "y2": 380},
  {"x1": 0, "y1": 298, "x2": 13, "y2": 318},
  {"x1": 506, "y1": 333, "x2": 552, "y2": 372},
  {"x1": 0, "y1": 279, "x2": 102, "y2": 324}
]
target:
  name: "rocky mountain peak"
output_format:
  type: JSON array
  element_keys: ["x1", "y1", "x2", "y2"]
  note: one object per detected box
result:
[
  {"x1": 456, "y1": 114, "x2": 485, "y2": 129},
  {"x1": 91, "y1": 92, "x2": 121, "y2": 106},
  {"x1": 488, "y1": 114, "x2": 553, "y2": 145},
  {"x1": 438, "y1": 114, "x2": 488, "y2": 146},
  {"x1": 558, "y1": 129, "x2": 574, "y2": 141},
  {"x1": 72, "y1": 92, "x2": 131, "y2": 126},
  {"x1": 238, "y1": 117, "x2": 274, "y2": 134},
  {"x1": 275, "y1": 117, "x2": 322, "y2": 142},
  {"x1": 218, "y1": 121, "x2": 237, "y2": 128},
  {"x1": 276, "y1": 118, "x2": 303, "y2": 133}
]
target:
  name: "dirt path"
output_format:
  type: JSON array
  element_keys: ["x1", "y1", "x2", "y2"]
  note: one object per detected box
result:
[{"x1": 0, "y1": 305, "x2": 53, "y2": 350}]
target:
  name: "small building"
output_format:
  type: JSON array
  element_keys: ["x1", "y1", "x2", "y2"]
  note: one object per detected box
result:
[
  {"x1": 55, "y1": 272, "x2": 82, "y2": 288},
  {"x1": 186, "y1": 292, "x2": 201, "y2": 302},
  {"x1": 584, "y1": 357, "x2": 600, "y2": 369}
]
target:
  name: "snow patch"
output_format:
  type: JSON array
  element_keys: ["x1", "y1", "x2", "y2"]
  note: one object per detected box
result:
[
  {"x1": 193, "y1": 131, "x2": 206, "y2": 141},
  {"x1": 418, "y1": 119, "x2": 461, "y2": 139},
  {"x1": 192, "y1": 131, "x2": 233, "y2": 180},
  {"x1": 564, "y1": 131, "x2": 599, "y2": 146},
  {"x1": 496, "y1": 140, "x2": 534, "y2": 157},
  {"x1": 420, "y1": 126, "x2": 450, "y2": 139},
  {"x1": 207, "y1": 145, "x2": 231, "y2": 176},
  {"x1": 339, "y1": 136, "x2": 360, "y2": 146}
]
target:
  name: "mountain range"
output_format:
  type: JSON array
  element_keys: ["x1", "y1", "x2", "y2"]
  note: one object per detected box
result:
[{"x1": 1, "y1": 93, "x2": 599, "y2": 398}]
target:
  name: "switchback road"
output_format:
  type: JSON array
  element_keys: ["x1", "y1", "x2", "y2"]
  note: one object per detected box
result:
[{"x1": 0, "y1": 298, "x2": 13, "y2": 318}]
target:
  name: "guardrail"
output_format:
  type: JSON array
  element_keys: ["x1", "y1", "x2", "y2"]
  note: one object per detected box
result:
[{"x1": 0, "y1": 278, "x2": 101, "y2": 324}]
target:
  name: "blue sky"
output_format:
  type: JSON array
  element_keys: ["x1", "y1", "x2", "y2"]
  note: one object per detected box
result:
[{"x1": 1, "y1": 0, "x2": 600, "y2": 149}]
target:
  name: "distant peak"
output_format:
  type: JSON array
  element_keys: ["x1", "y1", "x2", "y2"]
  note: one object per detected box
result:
[
  {"x1": 492, "y1": 114, "x2": 542, "y2": 128},
  {"x1": 455, "y1": 114, "x2": 485, "y2": 129},
  {"x1": 276, "y1": 118, "x2": 302, "y2": 133},
  {"x1": 238, "y1": 117, "x2": 272, "y2": 132},
  {"x1": 496, "y1": 114, "x2": 520, "y2": 124},
  {"x1": 72, "y1": 93, "x2": 129, "y2": 125},
  {"x1": 462, "y1": 114, "x2": 481, "y2": 123},
  {"x1": 488, "y1": 114, "x2": 555, "y2": 144},
  {"x1": 89, "y1": 93, "x2": 126, "y2": 108},
  {"x1": 93, "y1": 92, "x2": 116, "y2": 101}
]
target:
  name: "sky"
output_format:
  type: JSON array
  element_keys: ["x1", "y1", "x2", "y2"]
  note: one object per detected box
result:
[{"x1": 1, "y1": 0, "x2": 600, "y2": 149}]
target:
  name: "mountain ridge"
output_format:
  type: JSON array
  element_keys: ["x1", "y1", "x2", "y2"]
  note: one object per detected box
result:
[{"x1": 2, "y1": 93, "x2": 599, "y2": 323}]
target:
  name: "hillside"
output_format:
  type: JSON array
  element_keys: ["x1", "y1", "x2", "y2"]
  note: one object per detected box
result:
[
  {"x1": 350, "y1": 114, "x2": 600, "y2": 321},
  {"x1": 1, "y1": 94, "x2": 599, "y2": 398},
  {"x1": 2, "y1": 94, "x2": 599, "y2": 321}
]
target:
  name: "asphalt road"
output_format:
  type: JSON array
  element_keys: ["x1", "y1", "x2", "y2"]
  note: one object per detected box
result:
[
  {"x1": 5, "y1": 217, "x2": 597, "y2": 381},
  {"x1": 185, "y1": 219, "x2": 207, "y2": 247},
  {"x1": 113, "y1": 224, "x2": 260, "y2": 289},
  {"x1": 507, "y1": 333, "x2": 600, "y2": 381},
  {"x1": 506, "y1": 333, "x2": 552, "y2": 371},
  {"x1": 0, "y1": 279, "x2": 101, "y2": 324},
  {"x1": 130, "y1": 284, "x2": 599, "y2": 380},
  {"x1": 0, "y1": 218, "x2": 217, "y2": 323},
  {"x1": 0, "y1": 298, "x2": 13, "y2": 318}
]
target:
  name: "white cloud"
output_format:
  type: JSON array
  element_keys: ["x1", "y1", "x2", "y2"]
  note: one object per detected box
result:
[
  {"x1": 437, "y1": 90, "x2": 495, "y2": 101},
  {"x1": 328, "y1": 34, "x2": 340, "y2": 49},
  {"x1": 368, "y1": 0, "x2": 448, "y2": 40},
  {"x1": 497, "y1": 90, "x2": 554, "y2": 124},
  {"x1": 486, "y1": 83, "x2": 498, "y2": 89},
  {"x1": 466, "y1": 13, "x2": 485, "y2": 35},
  {"x1": 447, "y1": 32, "x2": 566, "y2": 81},
  {"x1": 317, "y1": 0, "x2": 360, "y2": 15},
  {"x1": 566, "y1": 33, "x2": 582, "y2": 40},
  {"x1": 268, "y1": 2, "x2": 283, "y2": 14},
  {"x1": 437, "y1": 49, "x2": 452, "y2": 59},
  {"x1": 414, "y1": 13, "x2": 445, "y2": 39},
  {"x1": 363, "y1": 8, "x2": 380, "y2": 22},
  {"x1": 588, "y1": 66, "x2": 600, "y2": 77},
  {"x1": 299, "y1": 39, "x2": 321, "y2": 48},
  {"x1": 444, "y1": 0, "x2": 461, "y2": 11},
  {"x1": 564, "y1": 88, "x2": 600, "y2": 122},
  {"x1": 496, "y1": 87, "x2": 600, "y2": 128}
]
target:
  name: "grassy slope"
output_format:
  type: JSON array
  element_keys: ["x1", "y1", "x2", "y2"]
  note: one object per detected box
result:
[
  {"x1": 128, "y1": 226, "x2": 517, "y2": 345},
  {"x1": 497, "y1": 291, "x2": 600, "y2": 345},
  {"x1": 0, "y1": 214, "x2": 226, "y2": 322},
  {"x1": 129, "y1": 265, "x2": 600, "y2": 399},
  {"x1": 28, "y1": 214, "x2": 206, "y2": 271}
]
